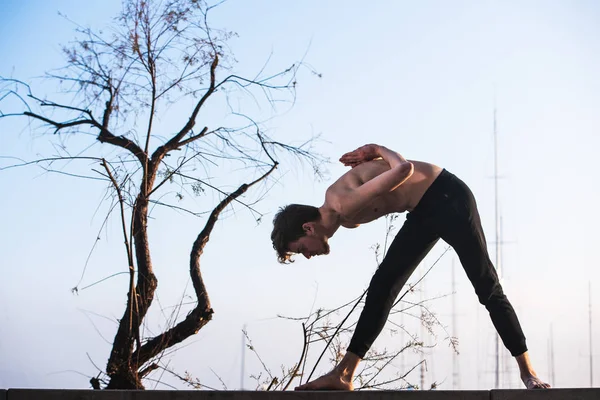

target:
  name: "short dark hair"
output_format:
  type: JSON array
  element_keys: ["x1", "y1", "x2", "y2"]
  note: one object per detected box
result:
[{"x1": 271, "y1": 204, "x2": 320, "y2": 263}]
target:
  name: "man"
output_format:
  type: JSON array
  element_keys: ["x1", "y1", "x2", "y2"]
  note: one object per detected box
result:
[{"x1": 271, "y1": 143, "x2": 550, "y2": 390}]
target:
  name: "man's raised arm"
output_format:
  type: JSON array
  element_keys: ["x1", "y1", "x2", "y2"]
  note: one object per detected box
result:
[
  {"x1": 334, "y1": 144, "x2": 414, "y2": 217},
  {"x1": 376, "y1": 145, "x2": 410, "y2": 169}
]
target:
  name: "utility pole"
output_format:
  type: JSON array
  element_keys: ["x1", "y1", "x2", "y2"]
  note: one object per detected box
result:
[
  {"x1": 240, "y1": 324, "x2": 247, "y2": 389},
  {"x1": 420, "y1": 267, "x2": 426, "y2": 390},
  {"x1": 590, "y1": 282, "x2": 594, "y2": 387},
  {"x1": 452, "y1": 257, "x2": 460, "y2": 389},
  {"x1": 493, "y1": 101, "x2": 501, "y2": 389},
  {"x1": 548, "y1": 324, "x2": 556, "y2": 386}
]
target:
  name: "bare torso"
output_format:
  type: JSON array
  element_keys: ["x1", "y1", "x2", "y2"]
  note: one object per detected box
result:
[{"x1": 325, "y1": 159, "x2": 443, "y2": 228}]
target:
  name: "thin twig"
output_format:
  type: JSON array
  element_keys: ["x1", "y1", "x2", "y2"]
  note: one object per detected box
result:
[{"x1": 282, "y1": 322, "x2": 308, "y2": 390}]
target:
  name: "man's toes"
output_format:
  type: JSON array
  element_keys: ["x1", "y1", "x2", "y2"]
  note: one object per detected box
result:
[{"x1": 526, "y1": 377, "x2": 550, "y2": 389}]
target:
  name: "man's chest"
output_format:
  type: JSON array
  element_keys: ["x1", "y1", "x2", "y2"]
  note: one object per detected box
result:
[{"x1": 348, "y1": 195, "x2": 402, "y2": 224}]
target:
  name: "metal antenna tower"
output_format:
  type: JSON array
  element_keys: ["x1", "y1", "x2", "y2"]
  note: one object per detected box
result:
[
  {"x1": 240, "y1": 324, "x2": 247, "y2": 389},
  {"x1": 493, "y1": 99, "x2": 501, "y2": 389},
  {"x1": 548, "y1": 324, "x2": 556, "y2": 386},
  {"x1": 452, "y1": 257, "x2": 460, "y2": 389},
  {"x1": 590, "y1": 282, "x2": 594, "y2": 387}
]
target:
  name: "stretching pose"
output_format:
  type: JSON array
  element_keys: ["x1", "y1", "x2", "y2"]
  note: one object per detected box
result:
[{"x1": 271, "y1": 143, "x2": 550, "y2": 390}]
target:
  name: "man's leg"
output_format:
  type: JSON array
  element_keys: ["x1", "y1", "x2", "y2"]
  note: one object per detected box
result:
[
  {"x1": 295, "y1": 213, "x2": 440, "y2": 390},
  {"x1": 439, "y1": 180, "x2": 550, "y2": 389},
  {"x1": 347, "y1": 214, "x2": 439, "y2": 358}
]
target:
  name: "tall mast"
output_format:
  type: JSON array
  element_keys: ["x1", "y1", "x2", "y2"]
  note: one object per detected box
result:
[
  {"x1": 548, "y1": 324, "x2": 555, "y2": 386},
  {"x1": 590, "y1": 282, "x2": 594, "y2": 387},
  {"x1": 420, "y1": 272, "x2": 426, "y2": 390},
  {"x1": 240, "y1": 324, "x2": 247, "y2": 389},
  {"x1": 493, "y1": 100, "x2": 501, "y2": 389},
  {"x1": 452, "y1": 257, "x2": 460, "y2": 389}
]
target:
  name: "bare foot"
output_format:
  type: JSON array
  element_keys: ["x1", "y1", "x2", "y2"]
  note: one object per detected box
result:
[
  {"x1": 295, "y1": 372, "x2": 354, "y2": 391},
  {"x1": 522, "y1": 375, "x2": 551, "y2": 389}
]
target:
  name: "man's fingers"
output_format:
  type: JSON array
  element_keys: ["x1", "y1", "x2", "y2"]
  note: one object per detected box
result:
[
  {"x1": 340, "y1": 155, "x2": 361, "y2": 162},
  {"x1": 340, "y1": 149, "x2": 363, "y2": 159},
  {"x1": 342, "y1": 161, "x2": 362, "y2": 168}
]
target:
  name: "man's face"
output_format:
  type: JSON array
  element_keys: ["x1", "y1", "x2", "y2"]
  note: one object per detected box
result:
[{"x1": 288, "y1": 233, "x2": 330, "y2": 260}]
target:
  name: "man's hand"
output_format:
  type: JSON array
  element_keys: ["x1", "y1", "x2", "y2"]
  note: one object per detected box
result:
[{"x1": 339, "y1": 144, "x2": 381, "y2": 168}]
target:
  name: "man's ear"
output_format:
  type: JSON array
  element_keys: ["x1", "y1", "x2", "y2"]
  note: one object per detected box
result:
[{"x1": 302, "y1": 222, "x2": 315, "y2": 235}]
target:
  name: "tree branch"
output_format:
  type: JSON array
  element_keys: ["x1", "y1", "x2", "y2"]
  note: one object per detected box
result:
[
  {"x1": 132, "y1": 162, "x2": 277, "y2": 366},
  {"x1": 152, "y1": 54, "x2": 218, "y2": 160},
  {"x1": 282, "y1": 323, "x2": 308, "y2": 390},
  {"x1": 20, "y1": 108, "x2": 148, "y2": 166},
  {"x1": 100, "y1": 159, "x2": 138, "y2": 351}
]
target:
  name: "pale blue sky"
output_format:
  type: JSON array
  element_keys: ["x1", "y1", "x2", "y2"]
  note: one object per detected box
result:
[{"x1": 1, "y1": 0, "x2": 599, "y2": 391}]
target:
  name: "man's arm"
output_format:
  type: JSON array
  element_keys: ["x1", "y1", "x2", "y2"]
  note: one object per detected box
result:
[
  {"x1": 376, "y1": 145, "x2": 409, "y2": 168},
  {"x1": 334, "y1": 144, "x2": 414, "y2": 217}
]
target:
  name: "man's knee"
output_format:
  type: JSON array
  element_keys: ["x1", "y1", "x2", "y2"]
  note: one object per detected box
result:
[{"x1": 476, "y1": 282, "x2": 505, "y2": 308}]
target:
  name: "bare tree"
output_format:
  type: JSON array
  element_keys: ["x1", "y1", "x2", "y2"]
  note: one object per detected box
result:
[{"x1": 0, "y1": 0, "x2": 322, "y2": 389}]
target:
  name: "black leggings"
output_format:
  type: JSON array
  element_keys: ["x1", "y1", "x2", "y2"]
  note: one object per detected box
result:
[{"x1": 347, "y1": 169, "x2": 527, "y2": 358}]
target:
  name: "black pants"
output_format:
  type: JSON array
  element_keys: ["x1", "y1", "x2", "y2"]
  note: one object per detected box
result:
[{"x1": 347, "y1": 169, "x2": 527, "y2": 358}]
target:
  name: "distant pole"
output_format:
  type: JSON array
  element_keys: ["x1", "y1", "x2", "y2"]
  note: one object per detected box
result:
[
  {"x1": 493, "y1": 99, "x2": 501, "y2": 389},
  {"x1": 452, "y1": 257, "x2": 460, "y2": 389},
  {"x1": 590, "y1": 282, "x2": 594, "y2": 387},
  {"x1": 420, "y1": 268, "x2": 426, "y2": 390},
  {"x1": 548, "y1": 324, "x2": 555, "y2": 386},
  {"x1": 241, "y1": 324, "x2": 247, "y2": 389},
  {"x1": 500, "y1": 216, "x2": 510, "y2": 387},
  {"x1": 400, "y1": 306, "x2": 405, "y2": 375}
]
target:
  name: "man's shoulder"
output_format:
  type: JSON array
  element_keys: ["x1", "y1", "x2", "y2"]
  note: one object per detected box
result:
[
  {"x1": 328, "y1": 168, "x2": 363, "y2": 191},
  {"x1": 348, "y1": 160, "x2": 390, "y2": 182},
  {"x1": 330, "y1": 160, "x2": 391, "y2": 190}
]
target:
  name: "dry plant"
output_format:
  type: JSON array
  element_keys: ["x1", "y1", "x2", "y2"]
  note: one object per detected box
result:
[{"x1": 244, "y1": 213, "x2": 459, "y2": 391}]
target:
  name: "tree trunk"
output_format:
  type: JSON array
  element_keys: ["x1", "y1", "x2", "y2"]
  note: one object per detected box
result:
[
  {"x1": 105, "y1": 369, "x2": 144, "y2": 389},
  {"x1": 106, "y1": 170, "x2": 159, "y2": 389}
]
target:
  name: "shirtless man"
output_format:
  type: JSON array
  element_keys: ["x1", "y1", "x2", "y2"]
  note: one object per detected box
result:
[{"x1": 271, "y1": 143, "x2": 550, "y2": 390}]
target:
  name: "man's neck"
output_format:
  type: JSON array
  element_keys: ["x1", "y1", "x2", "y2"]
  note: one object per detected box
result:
[{"x1": 317, "y1": 206, "x2": 342, "y2": 238}]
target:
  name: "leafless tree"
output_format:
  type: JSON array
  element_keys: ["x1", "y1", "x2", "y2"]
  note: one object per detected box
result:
[{"x1": 0, "y1": 0, "x2": 322, "y2": 389}]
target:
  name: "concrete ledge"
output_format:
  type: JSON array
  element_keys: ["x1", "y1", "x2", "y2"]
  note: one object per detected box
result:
[
  {"x1": 6, "y1": 390, "x2": 489, "y2": 400},
  {"x1": 491, "y1": 388, "x2": 599, "y2": 400},
  {"x1": 4, "y1": 388, "x2": 600, "y2": 400}
]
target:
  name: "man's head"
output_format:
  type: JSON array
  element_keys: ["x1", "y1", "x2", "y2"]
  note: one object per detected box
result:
[{"x1": 271, "y1": 204, "x2": 330, "y2": 263}]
